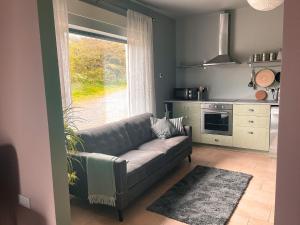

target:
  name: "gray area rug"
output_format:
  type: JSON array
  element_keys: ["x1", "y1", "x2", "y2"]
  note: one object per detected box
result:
[{"x1": 147, "y1": 166, "x2": 252, "y2": 225}]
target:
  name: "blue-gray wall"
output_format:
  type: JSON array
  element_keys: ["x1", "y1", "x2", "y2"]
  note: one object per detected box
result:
[
  {"x1": 176, "y1": 6, "x2": 284, "y2": 100},
  {"x1": 153, "y1": 14, "x2": 176, "y2": 116}
]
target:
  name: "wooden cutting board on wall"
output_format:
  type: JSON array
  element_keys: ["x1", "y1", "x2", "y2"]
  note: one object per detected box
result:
[
  {"x1": 255, "y1": 90, "x2": 268, "y2": 100},
  {"x1": 255, "y1": 69, "x2": 275, "y2": 88}
]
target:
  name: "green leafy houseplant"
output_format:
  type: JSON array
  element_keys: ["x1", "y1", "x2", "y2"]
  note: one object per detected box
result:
[{"x1": 63, "y1": 106, "x2": 84, "y2": 186}]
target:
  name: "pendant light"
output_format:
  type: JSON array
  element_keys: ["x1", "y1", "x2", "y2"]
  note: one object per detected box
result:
[{"x1": 247, "y1": 0, "x2": 284, "y2": 11}]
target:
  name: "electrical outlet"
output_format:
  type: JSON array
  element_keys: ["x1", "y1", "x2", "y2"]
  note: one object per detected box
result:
[{"x1": 19, "y1": 195, "x2": 31, "y2": 209}]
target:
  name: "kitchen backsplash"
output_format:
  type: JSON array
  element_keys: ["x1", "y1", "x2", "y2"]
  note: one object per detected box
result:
[{"x1": 176, "y1": 65, "x2": 281, "y2": 100}]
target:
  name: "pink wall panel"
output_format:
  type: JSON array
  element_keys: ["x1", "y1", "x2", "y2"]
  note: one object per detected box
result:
[
  {"x1": 0, "y1": 0, "x2": 56, "y2": 224},
  {"x1": 275, "y1": 1, "x2": 300, "y2": 225}
]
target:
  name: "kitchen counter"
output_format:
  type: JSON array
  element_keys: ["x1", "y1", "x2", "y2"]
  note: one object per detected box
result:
[{"x1": 165, "y1": 99, "x2": 279, "y2": 106}]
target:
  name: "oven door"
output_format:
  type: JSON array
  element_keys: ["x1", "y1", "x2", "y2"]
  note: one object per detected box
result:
[{"x1": 201, "y1": 109, "x2": 233, "y2": 136}]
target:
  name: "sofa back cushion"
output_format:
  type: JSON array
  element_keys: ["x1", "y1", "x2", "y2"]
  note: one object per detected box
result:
[
  {"x1": 77, "y1": 121, "x2": 133, "y2": 156},
  {"x1": 124, "y1": 113, "x2": 153, "y2": 147}
]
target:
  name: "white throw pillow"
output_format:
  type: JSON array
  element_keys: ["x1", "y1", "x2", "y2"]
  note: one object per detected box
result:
[
  {"x1": 150, "y1": 116, "x2": 185, "y2": 139},
  {"x1": 168, "y1": 117, "x2": 185, "y2": 135},
  {"x1": 151, "y1": 118, "x2": 176, "y2": 139}
]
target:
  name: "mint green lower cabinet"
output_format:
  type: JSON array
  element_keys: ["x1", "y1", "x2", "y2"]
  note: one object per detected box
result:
[
  {"x1": 233, "y1": 104, "x2": 270, "y2": 151},
  {"x1": 233, "y1": 127, "x2": 269, "y2": 151},
  {"x1": 171, "y1": 102, "x2": 271, "y2": 151},
  {"x1": 172, "y1": 102, "x2": 201, "y2": 142},
  {"x1": 200, "y1": 134, "x2": 233, "y2": 147}
]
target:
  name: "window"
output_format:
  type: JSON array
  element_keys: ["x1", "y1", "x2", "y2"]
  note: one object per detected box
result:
[{"x1": 69, "y1": 32, "x2": 128, "y2": 130}]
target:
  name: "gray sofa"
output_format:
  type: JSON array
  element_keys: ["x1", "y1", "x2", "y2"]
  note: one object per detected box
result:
[{"x1": 69, "y1": 113, "x2": 192, "y2": 221}]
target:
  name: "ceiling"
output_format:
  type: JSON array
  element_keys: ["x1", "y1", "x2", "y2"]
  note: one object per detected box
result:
[{"x1": 136, "y1": 0, "x2": 249, "y2": 18}]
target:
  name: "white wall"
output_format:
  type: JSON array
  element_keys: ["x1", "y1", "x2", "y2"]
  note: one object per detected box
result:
[{"x1": 176, "y1": 6, "x2": 283, "y2": 100}]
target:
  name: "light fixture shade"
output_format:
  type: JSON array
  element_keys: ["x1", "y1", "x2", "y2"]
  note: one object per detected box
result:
[{"x1": 247, "y1": 0, "x2": 284, "y2": 11}]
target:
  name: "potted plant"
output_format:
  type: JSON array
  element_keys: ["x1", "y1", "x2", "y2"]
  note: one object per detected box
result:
[{"x1": 63, "y1": 106, "x2": 84, "y2": 185}]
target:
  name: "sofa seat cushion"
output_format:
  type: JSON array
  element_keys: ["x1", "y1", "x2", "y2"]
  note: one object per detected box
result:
[
  {"x1": 119, "y1": 150, "x2": 165, "y2": 188},
  {"x1": 138, "y1": 136, "x2": 191, "y2": 161}
]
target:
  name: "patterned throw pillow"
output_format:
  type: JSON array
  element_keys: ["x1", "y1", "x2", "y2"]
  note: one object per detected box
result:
[
  {"x1": 150, "y1": 117, "x2": 176, "y2": 139},
  {"x1": 168, "y1": 117, "x2": 185, "y2": 135},
  {"x1": 150, "y1": 116, "x2": 164, "y2": 138},
  {"x1": 150, "y1": 116, "x2": 163, "y2": 126}
]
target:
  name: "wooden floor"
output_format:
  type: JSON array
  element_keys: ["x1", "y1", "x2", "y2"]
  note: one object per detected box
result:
[{"x1": 71, "y1": 145, "x2": 277, "y2": 225}]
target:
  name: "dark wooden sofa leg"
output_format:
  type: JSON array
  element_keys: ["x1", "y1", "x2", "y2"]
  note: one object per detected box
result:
[
  {"x1": 117, "y1": 209, "x2": 123, "y2": 222},
  {"x1": 188, "y1": 155, "x2": 191, "y2": 163}
]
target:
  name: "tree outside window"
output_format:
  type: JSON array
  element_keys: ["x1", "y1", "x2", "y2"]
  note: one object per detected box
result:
[{"x1": 69, "y1": 33, "x2": 128, "y2": 130}]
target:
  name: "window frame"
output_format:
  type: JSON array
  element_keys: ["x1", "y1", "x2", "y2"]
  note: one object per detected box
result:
[{"x1": 69, "y1": 27, "x2": 127, "y2": 44}]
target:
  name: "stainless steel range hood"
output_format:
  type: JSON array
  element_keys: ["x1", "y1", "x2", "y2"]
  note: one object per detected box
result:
[{"x1": 203, "y1": 12, "x2": 240, "y2": 67}]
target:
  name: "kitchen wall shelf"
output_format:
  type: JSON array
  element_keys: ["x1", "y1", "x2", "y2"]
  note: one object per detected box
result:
[
  {"x1": 248, "y1": 60, "x2": 282, "y2": 69},
  {"x1": 176, "y1": 64, "x2": 204, "y2": 69}
]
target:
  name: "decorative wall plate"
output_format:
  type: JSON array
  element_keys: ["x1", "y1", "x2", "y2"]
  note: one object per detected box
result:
[{"x1": 255, "y1": 69, "x2": 275, "y2": 87}]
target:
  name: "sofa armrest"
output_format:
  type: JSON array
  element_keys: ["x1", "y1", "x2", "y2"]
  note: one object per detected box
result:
[
  {"x1": 68, "y1": 152, "x2": 127, "y2": 200},
  {"x1": 184, "y1": 125, "x2": 192, "y2": 138}
]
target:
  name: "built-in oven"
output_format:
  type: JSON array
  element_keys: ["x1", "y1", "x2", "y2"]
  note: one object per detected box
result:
[{"x1": 201, "y1": 103, "x2": 233, "y2": 136}]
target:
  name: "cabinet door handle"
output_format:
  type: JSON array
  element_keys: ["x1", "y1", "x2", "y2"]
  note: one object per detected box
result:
[
  {"x1": 214, "y1": 139, "x2": 219, "y2": 142},
  {"x1": 248, "y1": 109, "x2": 255, "y2": 112},
  {"x1": 248, "y1": 120, "x2": 254, "y2": 123},
  {"x1": 248, "y1": 131, "x2": 254, "y2": 135}
]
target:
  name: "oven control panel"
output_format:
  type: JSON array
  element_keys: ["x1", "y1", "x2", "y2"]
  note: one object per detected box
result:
[{"x1": 201, "y1": 104, "x2": 233, "y2": 110}]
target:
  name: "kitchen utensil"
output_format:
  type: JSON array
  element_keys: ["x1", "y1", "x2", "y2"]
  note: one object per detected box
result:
[
  {"x1": 255, "y1": 90, "x2": 268, "y2": 100},
  {"x1": 271, "y1": 88, "x2": 276, "y2": 100},
  {"x1": 255, "y1": 69, "x2": 275, "y2": 87},
  {"x1": 248, "y1": 70, "x2": 254, "y2": 87},
  {"x1": 271, "y1": 88, "x2": 280, "y2": 101},
  {"x1": 275, "y1": 72, "x2": 281, "y2": 82},
  {"x1": 253, "y1": 82, "x2": 257, "y2": 90},
  {"x1": 252, "y1": 70, "x2": 257, "y2": 90},
  {"x1": 262, "y1": 52, "x2": 270, "y2": 61}
]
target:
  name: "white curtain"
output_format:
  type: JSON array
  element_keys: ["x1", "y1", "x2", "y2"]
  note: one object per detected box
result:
[
  {"x1": 53, "y1": 0, "x2": 72, "y2": 107},
  {"x1": 127, "y1": 10, "x2": 156, "y2": 116}
]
